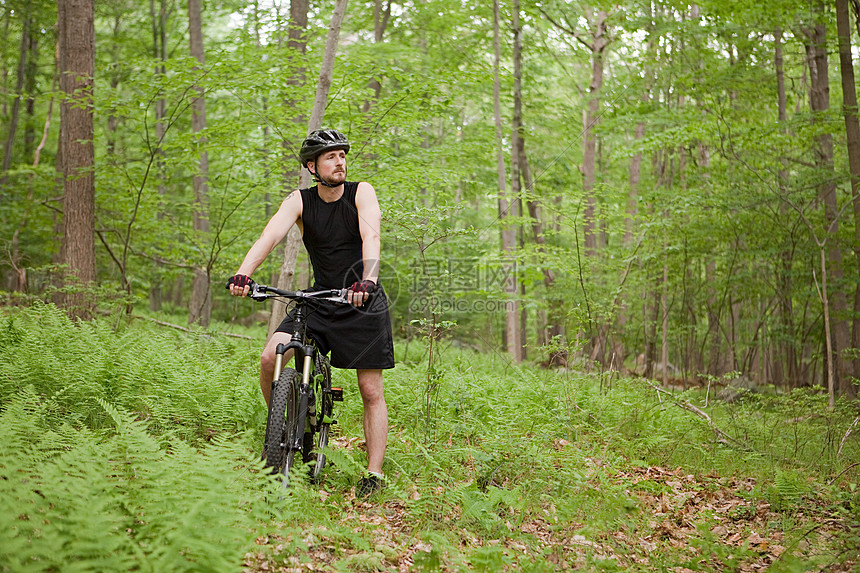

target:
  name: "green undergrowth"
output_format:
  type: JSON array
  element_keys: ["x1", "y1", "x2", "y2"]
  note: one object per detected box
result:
[
  {"x1": 1, "y1": 303, "x2": 858, "y2": 571},
  {"x1": 0, "y1": 391, "x2": 277, "y2": 571},
  {"x1": 0, "y1": 302, "x2": 264, "y2": 441}
]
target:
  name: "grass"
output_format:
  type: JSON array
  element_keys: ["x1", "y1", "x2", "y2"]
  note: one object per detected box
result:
[{"x1": 0, "y1": 302, "x2": 858, "y2": 571}]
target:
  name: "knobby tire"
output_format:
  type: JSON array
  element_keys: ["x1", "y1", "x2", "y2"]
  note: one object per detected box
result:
[
  {"x1": 308, "y1": 355, "x2": 333, "y2": 483},
  {"x1": 263, "y1": 368, "x2": 300, "y2": 484}
]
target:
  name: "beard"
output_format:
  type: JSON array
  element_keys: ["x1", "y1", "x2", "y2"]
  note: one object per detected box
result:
[{"x1": 325, "y1": 169, "x2": 346, "y2": 185}]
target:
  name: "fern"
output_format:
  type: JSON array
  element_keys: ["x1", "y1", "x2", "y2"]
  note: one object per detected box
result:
[
  {"x1": 1, "y1": 307, "x2": 857, "y2": 571},
  {"x1": 0, "y1": 388, "x2": 272, "y2": 571},
  {"x1": 0, "y1": 303, "x2": 262, "y2": 442}
]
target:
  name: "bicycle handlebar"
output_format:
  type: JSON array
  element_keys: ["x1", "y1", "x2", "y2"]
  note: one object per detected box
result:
[{"x1": 248, "y1": 284, "x2": 350, "y2": 305}]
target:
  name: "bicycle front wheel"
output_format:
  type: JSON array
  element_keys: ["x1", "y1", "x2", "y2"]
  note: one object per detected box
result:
[
  {"x1": 308, "y1": 355, "x2": 334, "y2": 483},
  {"x1": 263, "y1": 368, "x2": 300, "y2": 480}
]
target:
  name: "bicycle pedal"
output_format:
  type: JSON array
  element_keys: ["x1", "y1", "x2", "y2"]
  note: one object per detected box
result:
[{"x1": 328, "y1": 387, "x2": 344, "y2": 401}]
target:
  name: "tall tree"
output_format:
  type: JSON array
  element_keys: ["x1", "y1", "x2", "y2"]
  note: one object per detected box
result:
[
  {"x1": 362, "y1": 0, "x2": 391, "y2": 113},
  {"x1": 266, "y1": 0, "x2": 310, "y2": 336},
  {"x1": 148, "y1": 0, "x2": 171, "y2": 312},
  {"x1": 511, "y1": 0, "x2": 527, "y2": 361},
  {"x1": 270, "y1": 0, "x2": 349, "y2": 336},
  {"x1": 187, "y1": 0, "x2": 211, "y2": 326},
  {"x1": 835, "y1": 0, "x2": 860, "y2": 398},
  {"x1": 773, "y1": 26, "x2": 799, "y2": 387},
  {"x1": 540, "y1": 4, "x2": 611, "y2": 367},
  {"x1": 541, "y1": 5, "x2": 610, "y2": 257},
  {"x1": 493, "y1": 0, "x2": 522, "y2": 362},
  {"x1": 58, "y1": 0, "x2": 96, "y2": 319},
  {"x1": 804, "y1": 3, "x2": 852, "y2": 400},
  {"x1": 0, "y1": 3, "x2": 31, "y2": 188},
  {"x1": 304, "y1": 0, "x2": 348, "y2": 162},
  {"x1": 581, "y1": 8, "x2": 608, "y2": 258}
]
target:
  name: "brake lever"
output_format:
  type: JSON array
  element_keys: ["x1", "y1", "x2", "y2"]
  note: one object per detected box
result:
[
  {"x1": 332, "y1": 288, "x2": 350, "y2": 304},
  {"x1": 248, "y1": 284, "x2": 270, "y2": 302},
  {"x1": 311, "y1": 288, "x2": 350, "y2": 304}
]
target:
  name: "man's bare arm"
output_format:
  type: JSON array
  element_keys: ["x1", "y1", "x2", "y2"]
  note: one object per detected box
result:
[
  {"x1": 229, "y1": 191, "x2": 302, "y2": 296},
  {"x1": 355, "y1": 181, "x2": 382, "y2": 283}
]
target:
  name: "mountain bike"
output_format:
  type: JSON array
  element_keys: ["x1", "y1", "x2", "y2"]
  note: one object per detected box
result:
[{"x1": 249, "y1": 284, "x2": 348, "y2": 487}]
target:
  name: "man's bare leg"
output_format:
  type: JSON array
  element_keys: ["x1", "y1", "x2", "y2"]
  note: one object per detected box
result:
[
  {"x1": 260, "y1": 332, "x2": 293, "y2": 406},
  {"x1": 356, "y1": 369, "x2": 388, "y2": 474}
]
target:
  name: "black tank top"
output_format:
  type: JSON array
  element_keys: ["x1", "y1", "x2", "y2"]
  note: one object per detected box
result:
[{"x1": 299, "y1": 182, "x2": 363, "y2": 289}]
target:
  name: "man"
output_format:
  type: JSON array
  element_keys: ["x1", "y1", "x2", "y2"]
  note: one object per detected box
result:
[{"x1": 227, "y1": 129, "x2": 394, "y2": 497}]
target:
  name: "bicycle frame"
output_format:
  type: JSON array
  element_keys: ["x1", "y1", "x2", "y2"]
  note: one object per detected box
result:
[
  {"x1": 250, "y1": 285, "x2": 348, "y2": 471},
  {"x1": 251, "y1": 286, "x2": 347, "y2": 383}
]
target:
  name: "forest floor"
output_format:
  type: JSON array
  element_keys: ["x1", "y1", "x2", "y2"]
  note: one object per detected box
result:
[
  {"x1": 2, "y1": 304, "x2": 858, "y2": 572},
  {"x1": 242, "y1": 439, "x2": 856, "y2": 573}
]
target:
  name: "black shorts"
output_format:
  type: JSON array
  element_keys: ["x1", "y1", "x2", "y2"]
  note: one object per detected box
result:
[{"x1": 275, "y1": 286, "x2": 395, "y2": 370}]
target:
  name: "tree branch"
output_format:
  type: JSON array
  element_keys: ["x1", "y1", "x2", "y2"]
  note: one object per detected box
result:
[
  {"x1": 838, "y1": 415, "x2": 860, "y2": 457},
  {"x1": 538, "y1": 6, "x2": 594, "y2": 51},
  {"x1": 129, "y1": 314, "x2": 256, "y2": 340},
  {"x1": 644, "y1": 379, "x2": 751, "y2": 450}
]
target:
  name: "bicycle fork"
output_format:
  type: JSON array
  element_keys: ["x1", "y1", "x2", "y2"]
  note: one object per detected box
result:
[
  {"x1": 274, "y1": 342, "x2": 316, "y2": 455},
  {"x1": 293, "y1": 353, "x2": 314, "y2": 452}
]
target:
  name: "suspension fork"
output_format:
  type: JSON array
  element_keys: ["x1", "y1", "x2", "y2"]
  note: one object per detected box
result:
[
  {"x1": 273, "y1": 346, "x2": 286, "y2": 384},
  {"x1": 293, "y1": 344, "x2": 316, "y2": 450}
]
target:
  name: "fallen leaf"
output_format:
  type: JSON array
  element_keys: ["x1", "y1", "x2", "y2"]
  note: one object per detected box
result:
[
  {"x1": 711, "y1": 525, "x2": 729, "y2": 537},
  {"x1": 747, "y1": 532, "x2": 766, "y2": 545}
]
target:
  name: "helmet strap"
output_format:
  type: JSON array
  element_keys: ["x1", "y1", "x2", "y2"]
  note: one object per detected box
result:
[{"x1": 307, "y1": 164, "x2": 345, "y2": 189}]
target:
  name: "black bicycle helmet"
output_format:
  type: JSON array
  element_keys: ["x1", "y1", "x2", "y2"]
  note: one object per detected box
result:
[{"x1": 298, "y1": 129, "x2": 350, "y2": 167}]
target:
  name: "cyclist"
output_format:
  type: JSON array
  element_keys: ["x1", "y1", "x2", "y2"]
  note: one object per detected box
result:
[{"x1": 227, "y1": 129, "x2": 394, "y2": 497}]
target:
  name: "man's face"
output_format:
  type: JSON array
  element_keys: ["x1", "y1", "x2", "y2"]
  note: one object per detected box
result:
[{"x1": 310, "y1": 149, "x2": 347, "y2": 185}]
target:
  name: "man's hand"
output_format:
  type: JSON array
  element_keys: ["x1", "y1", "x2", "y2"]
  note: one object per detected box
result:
[
  {"x1": 347, "y1": 279, "x2": 377, "y2": 307},
  {"x1": 226, "y1": 274, "x2": 255, "y2": 297}
]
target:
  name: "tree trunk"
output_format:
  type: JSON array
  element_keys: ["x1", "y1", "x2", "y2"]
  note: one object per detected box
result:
[
  {"x1": 644, "y1": 282, "x2": 659, "y2": 379},
  {"x1": 806, "y1": 10, "x2": 851, "y2": 399},
  {"x1": 269, "y1": 0, "x2": 348, "y2": 337},
  {"x1": 660, "y1": 258, "x2": 670, "y2": 385},
  {"x1": 58, "y1": 0, "x2": 96, "y2": 319},
  {"x1": 105, "y1": 11, "x2": 122, "y2": 155},
  {"x1": 188, "y1": 0, "x2": 211, "y2": 326},
  {"x1": 536, "y1": 6, "x2": 610, "y2": 362},
  {"x1": 304, "y1": 0, "x2": 348, "y2": 165},
  {"x1": 836, "y1": 0, "x2": 860, "y2": 398},
  {"x1": 267, "y1": 0, "x2": 311, "y2": 336},
  {"x1": 277, "y1": 0, "x2": 309, "y2": 185},
  {"x1": 1, "y1": 10, "x2": 9, "y2": 119},
  {"x1": 362, "y1": 0, "x2": 391, "y2": 113},
  {"x1": 517, "y1": 21, "x2": 564, "y2": 364},
  {"x1": 774, "y1": 27, "x2": 799, "y2": 388},
  {"x1": 507, "y1": 0, "x2": 525, "y2": 362},
  {"x1": 582, "y1": 9, "x2": 608, "y2": 257},
  {"x1": 522, "y1": 130, "x2": 564, "y2": 364},
  {"x1": 149, "y1": 0, "x2": 169, "y2": 312},
  {"x1": 818, "y1": 246, "x2": 837, "y2": 407},
  {"x1": 492, "y1": 0, "x2": 521, "y2": 362},
  {"x1": 1, "y1": 10, "x2": 30, "y2": 188},
  {"x1": 9, "y1": 16, "x2": 42, "y2": 292},
  {"x1": 23, "y1": 21, "x2": 38, "y2": 160},
  {"x1": 11, "y1": 77, "x2": 55, "y2": 293}
]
